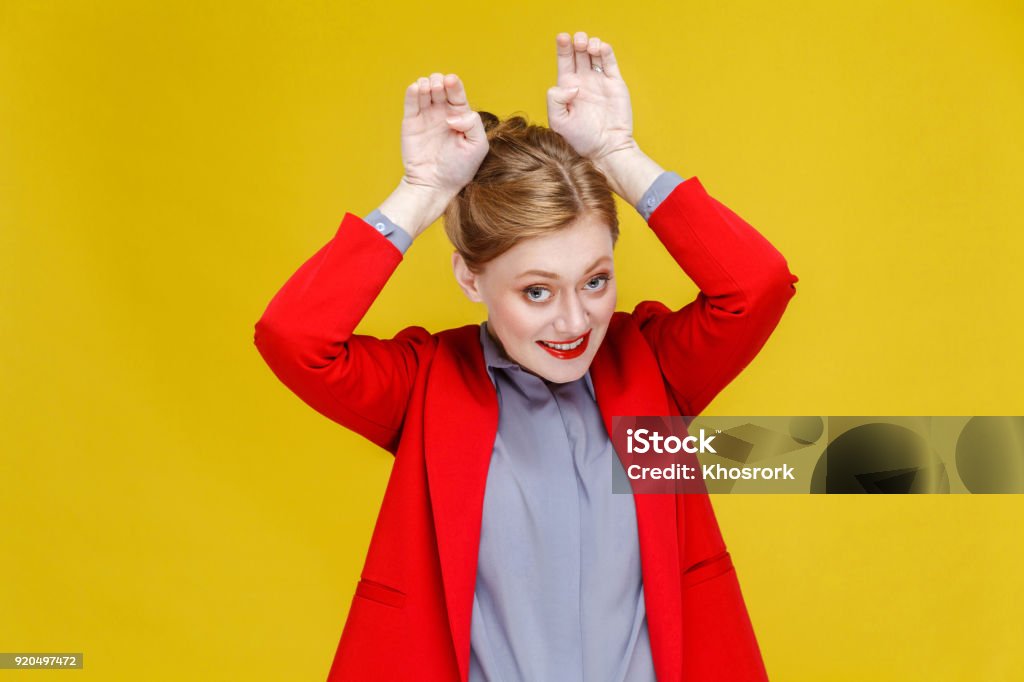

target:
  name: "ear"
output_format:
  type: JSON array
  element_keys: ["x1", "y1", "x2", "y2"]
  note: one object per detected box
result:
[{"x1": 452, "y1": 251, "x2": 484, "y2": 303}]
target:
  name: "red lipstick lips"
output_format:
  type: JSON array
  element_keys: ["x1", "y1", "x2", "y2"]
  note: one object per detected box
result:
[{"x1": 536, "y1": 330, "x2": 590, "y2": 360}]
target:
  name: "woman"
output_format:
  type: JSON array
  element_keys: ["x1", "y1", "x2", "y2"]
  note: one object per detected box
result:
[{"x1": 254, "y1": 31, "x2": 797, "y2": 682}]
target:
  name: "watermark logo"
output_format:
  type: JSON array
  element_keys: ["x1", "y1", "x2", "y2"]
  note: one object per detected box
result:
[
  {"x1": 610, "y1": 416, "x2": 1024, "y2": 495},
  {"x1": 626, "y1": 428, "x2": 717, "y2": 454}
]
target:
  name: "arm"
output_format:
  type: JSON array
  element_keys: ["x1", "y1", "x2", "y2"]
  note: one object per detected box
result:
[
  {"x1": 253, "y1": 73, "x2": 489, "y2": 453},
  {"x1": 547, "y1": 31, "x2": 797, "y2": 416},
  {"x1": 637, "y1": 175, "x2": 782, "y2": 680},
  {"x1": 632, "y1": 164, "x2": 782, "y2": 678},
  {"x1": 254, "y1": 215, "x2": 427, "y2": 454},
  {"x1": 550, "y1": 33, "x2": 775, "y2": 676},
  {"x1": 592, "y1": 143, "x2": 797, "y2": 417},
  {"x1": 628, "y1": 170, "x2": 798, "y2": 416}
]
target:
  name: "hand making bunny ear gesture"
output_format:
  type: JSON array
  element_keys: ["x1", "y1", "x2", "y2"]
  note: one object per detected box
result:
[
  {"x1": 547, "y1": 31, "x2": 665, "y2": 206},
  {"x1": 377, "y1": 73, "x2": 490, "y2": 239},
  {"x1": 401, "y1": 73, "x2": 490, "y2": 198},
  {"x1": 547, "y1": 32, "x2": 636, "y2": 163}
]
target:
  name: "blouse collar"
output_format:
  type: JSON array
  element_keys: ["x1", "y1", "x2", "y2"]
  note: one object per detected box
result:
[{"x1": 478, "y1": 321, "x2": 596, "y2": 400}]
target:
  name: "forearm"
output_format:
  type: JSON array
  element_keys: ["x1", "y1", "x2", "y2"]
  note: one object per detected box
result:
[
  {"x1": 592, "y1": 145, "x2": 666, "y2": 206},
  {"x1": 255, "y1": 178, "x2": 452, "y2": 353},
  {"x1": 253, "y1": 213, "x2": 432, "y2": 452},
  {"x1": 633, "y1": 178, "x2": 798, "y2": 416},
  {"x1": 376, "y1": 178, "x2": 456, "y2": 240},
  {"x1": 253, "y1": 212, "x2": 404, "y2": 364},
  {"x1": 648, "y1": 178, "x2": 796, "y2": 309}
]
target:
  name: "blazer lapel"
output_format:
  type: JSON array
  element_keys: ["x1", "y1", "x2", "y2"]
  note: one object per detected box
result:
[
  {"x1": 590, "y1": 315, "x2": 684, "y2": 682},
  {"x1": 423, "y1": 324, "x2": 498, "y2": 682}
]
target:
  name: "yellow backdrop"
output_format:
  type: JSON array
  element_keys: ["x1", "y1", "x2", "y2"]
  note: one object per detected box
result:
[{"x1": 2, "y1": 1, "x2": 1022, "y2": 680}]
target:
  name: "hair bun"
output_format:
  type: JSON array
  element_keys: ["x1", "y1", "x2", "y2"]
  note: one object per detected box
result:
[{"x1": 479, "y1": 111, "x2": 531, "y2": 139}]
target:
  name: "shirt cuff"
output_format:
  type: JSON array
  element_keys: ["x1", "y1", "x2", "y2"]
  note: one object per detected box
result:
[
  {"x1": 634, "y1": 171, "x2": 687, "y2": 222},
  {"x1": 363, "y1": 208, "x2": 413, "y2": 255}
]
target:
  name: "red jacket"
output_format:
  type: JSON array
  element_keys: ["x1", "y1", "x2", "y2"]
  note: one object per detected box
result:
[{"x1": 254, "y1": 177, "x2": 797, "y2": 681}]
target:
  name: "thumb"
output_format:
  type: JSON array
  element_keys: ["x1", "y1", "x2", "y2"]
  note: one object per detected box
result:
[
  {"x1": 447, "y1": 111, "x2": 487, "y2": 145},
  {"x1": 546, "y1": 85, "x2": 580, "y2": 114},
  {"x1": 445, "y1": 111, "x2": 479, "y2": 134}
]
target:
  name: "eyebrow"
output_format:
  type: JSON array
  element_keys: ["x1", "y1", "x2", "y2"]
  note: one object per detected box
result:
[{"x1": 515, "y1": 256, "x2": 613, "y2": 280}]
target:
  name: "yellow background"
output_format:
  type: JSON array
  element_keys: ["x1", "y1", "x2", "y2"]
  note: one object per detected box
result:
[{"x1": 2, "y1": 0, "x2": 1022, "y2": 679}]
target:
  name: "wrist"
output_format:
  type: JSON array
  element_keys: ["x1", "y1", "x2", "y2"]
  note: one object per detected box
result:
[
  {"x1": 592, "y1": 145, "x2": 665, "y2": 206},
  {"x1": 378, "y1": 179, "x2": 457, "y2": 238},
  {"x1": 592, "y1": 141, "x2": 642, "y2": 173}
]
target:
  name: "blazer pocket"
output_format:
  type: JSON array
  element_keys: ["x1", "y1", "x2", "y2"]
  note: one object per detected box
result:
[
  {"x1": 355, "y1": 577, "x2": 407, "y2": 609},
  {"x1": 682, "y1": 550, "x2": 735, "y2": 590}
]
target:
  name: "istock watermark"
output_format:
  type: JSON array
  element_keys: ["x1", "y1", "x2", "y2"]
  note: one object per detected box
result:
[{"x1": 610, "y1": 416, "x2": 1024, "y2": 494}]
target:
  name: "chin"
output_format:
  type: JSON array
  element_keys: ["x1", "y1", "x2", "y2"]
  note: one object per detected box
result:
[{"x1": 540, "y1": 366, "x2": 587, "y2": 384}]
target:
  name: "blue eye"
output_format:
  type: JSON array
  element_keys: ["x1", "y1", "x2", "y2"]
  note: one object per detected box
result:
[
  {"x1": 524, "y1": 286, "x2": 552, "y2": 302},
  {"x1": 523, "y1": 275, "x2": 611, "y2": 303}
]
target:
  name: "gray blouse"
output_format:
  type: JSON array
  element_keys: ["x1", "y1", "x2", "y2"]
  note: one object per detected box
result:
[
  {"x1": 468, "y1": 321, "x2": 655, "y2": 682},
  {"x1": 365, "y1": 171, "x2": 685, "y2": 682}
]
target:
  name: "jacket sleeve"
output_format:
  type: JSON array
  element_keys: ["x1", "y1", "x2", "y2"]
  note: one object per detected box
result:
[
  {"x1": 632, "y1": 178, "x2": 785, "y2": 678},
  {"x1": 631, "y1": 176, "x2": 798, "y2": 417},
  {"x1": 252, "y1": 212, "x2": 433, "y2": 455}
]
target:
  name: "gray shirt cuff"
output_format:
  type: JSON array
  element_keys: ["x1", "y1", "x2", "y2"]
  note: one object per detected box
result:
[
  {"x1": 634, "y1": 171, "x2": 687, "y2": 222},
  {"x1": 363, "y1": 208, "x2": 413, "y2": 255}
]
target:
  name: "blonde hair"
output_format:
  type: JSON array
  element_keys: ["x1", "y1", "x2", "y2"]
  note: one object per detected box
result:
[{"x1": 443, "y1": 112, "x2": 619, "y2": 274}]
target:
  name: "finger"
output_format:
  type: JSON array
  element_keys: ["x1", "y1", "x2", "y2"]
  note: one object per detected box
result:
[
  {"x1": 600, "y1": 42, "x2": 622, "y2": 80},
  {"x1": 573, "y1": 31, "x2": 592, "y2": 72},
  {"x1": 446, "y1": 111, "x2": 483, "y2": 141},
  {"x1": 546, "y1": 84, "x2": 580, "y2": 118},
  {"x1": 462, "y1": 111, "x2": 487, "y2": 144},
  {"x1": 403, "y1": 81, "x2": 420, "y2": 117},
  {"x1": 417, "y1": 76, "x2": 431, "y2": 111},
  {"x1": 429, "y1": 72, "x2": 446, "y2": 105},
  {"x1": 588, "y1": 37, "x2": 604, "y2": 73},
  {"x1": 444, "y1": 73, "x2": 469, "y2": 109},
  {"x1": 556, "y1": 32, "x2": 575, "y2": 80}
]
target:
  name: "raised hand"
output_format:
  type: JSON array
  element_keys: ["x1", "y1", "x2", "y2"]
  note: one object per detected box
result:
[
  {"x1": 546, "y1": 32, "x2": 636, "y2": 163},
  {"x1": 546, "y1": 32, "x2": 665, "y2": 206},
  {"x1": 401, "y1": 73, "x2": 489, "y2": 197}
]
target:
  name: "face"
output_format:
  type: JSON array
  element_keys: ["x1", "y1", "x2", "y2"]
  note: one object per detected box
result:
[{"x1": 452, "y1": 212, "x2": 617, "y2": 384}]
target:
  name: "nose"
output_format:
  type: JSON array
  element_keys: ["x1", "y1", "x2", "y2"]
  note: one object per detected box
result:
[{"x1": 552, "y1": 290, "x2": 589, "y2": 338}]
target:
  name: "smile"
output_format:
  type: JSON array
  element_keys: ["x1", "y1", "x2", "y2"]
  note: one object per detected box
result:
[{"x1": 536, "y1": 331, "x2": 590, "y2": 359}]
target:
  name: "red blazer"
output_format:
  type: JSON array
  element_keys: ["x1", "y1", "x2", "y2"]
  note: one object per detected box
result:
[{"x1": 254, "y1": 177, "x2": 797, "y2": 681}]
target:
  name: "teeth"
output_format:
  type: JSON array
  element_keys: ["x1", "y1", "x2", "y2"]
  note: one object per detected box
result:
[{"x1": 542, "y1": 336, "x2": 584, "y2": 351}]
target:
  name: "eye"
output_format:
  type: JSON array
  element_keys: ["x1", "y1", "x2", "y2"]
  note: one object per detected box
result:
[
  {"x1": 523, "y1": 286, "x2": 552, "y2": 303},
  {"x1": 584, "y1": 274, "x2": 612, "y2": 291}
]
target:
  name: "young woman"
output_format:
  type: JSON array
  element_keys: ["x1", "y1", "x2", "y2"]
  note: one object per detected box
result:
[{"x1": 254, "y1": 31, "x2": 797, "y2": 682}]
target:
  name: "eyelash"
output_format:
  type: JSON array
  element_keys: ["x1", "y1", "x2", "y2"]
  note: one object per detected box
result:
[{"x1": 522, "y1": 274, "x2": 613, "y2": 303}]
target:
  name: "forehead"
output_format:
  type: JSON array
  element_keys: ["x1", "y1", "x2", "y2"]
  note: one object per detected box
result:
[{"x1": 488, "y1": 213, "x2": 615, "y2": 279}]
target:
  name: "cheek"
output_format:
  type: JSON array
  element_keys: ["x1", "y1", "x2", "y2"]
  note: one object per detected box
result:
[
  {"x1": 491, "y1": 297, "x2": 545, "y2": 340},
  {"x1": 591, "y1": 285, "x2": 618, "y2": 324}
]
